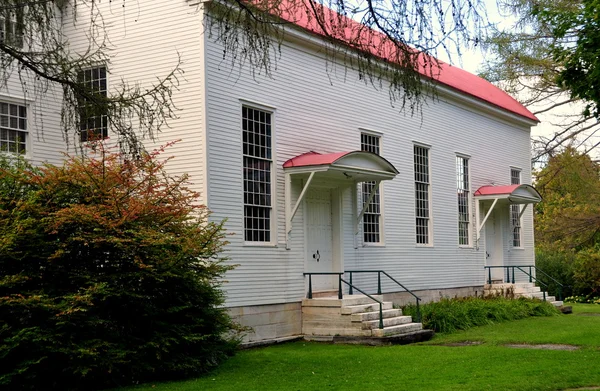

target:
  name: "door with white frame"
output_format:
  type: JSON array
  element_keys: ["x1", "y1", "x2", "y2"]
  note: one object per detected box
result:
[
  {"x1": 305, "y1": 187, "x2": 337, "y2": 291},
  {"x1": 484, "y1": 205, "x2": 505, "y2": 282}
]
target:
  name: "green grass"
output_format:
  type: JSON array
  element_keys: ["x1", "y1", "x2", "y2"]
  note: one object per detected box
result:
[{"x1": 119, "y1": 304, "x2": 600, "y2": 391}]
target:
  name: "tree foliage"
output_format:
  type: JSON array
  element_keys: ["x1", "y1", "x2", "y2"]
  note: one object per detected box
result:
[
  {"x1": 534, "y1": 147, "x2": 600, "y2": 296},
  {"x1": 480, "y1": 0, "x2": 600, "y2": 162},
  {"x1": 535, "y1": 147, "x2": 600, "y2": 249},
  {"x1": 0, "y1": 0, "x2": 488, "y2": 155},
  {"x1": 0, "y1": 146, "x2": 238, "y2": 390}
]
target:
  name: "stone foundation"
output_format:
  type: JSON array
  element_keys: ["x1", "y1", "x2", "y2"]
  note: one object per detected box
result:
[
  {"x1": 229, "y1": 302, "x2": 302, "y2": 344},
  {"x1": 229, "y1": 286, "x2": 484, "y2": 345},
  {"x1": 383, "y1": 285, "x2": 484, "y2": 306}
]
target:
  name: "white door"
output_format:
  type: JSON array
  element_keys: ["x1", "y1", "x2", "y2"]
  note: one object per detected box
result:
[
  {"x1": 485, "y1": 207, "x2": 504, "y2": 282},
  {"x1": 305, "y1": 188, "x2": 335, "y2": 290}
]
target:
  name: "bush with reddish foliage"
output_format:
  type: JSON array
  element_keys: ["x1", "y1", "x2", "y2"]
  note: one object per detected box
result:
[{"x1": 0, "y1": 145, "x2": 238, "y2": 390}]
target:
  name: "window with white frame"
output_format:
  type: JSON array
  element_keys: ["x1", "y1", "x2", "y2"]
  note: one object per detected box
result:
[
  {"x1": 0, "y1": 102, "x2": 27, "y2": 154},
  {"x1": 0, "y1": 9, "x2": 24, "y2": 48},
  {"x1": 414, "y1": 145, "x2": 431, "y2": 245},
  {"x1": 511, "y1": 168, "x2": 522, "y2": 247},
  {"x1": 243, "y1": 106, "x2": 272, "y2": 242},
  {"x1": 78, "y1": 66, "x2": 108, "y2": 142},
  {"x1": 456, "y1": 156, "x2": 470, "y2": 246},
  {"x1": 361, "y1": 133, "x2": 381, "y2": 243}
]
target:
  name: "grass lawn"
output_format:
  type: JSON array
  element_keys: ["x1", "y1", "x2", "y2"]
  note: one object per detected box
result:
[{"x1": 120, "y1": 304, "x2": 600, "y2": 391}]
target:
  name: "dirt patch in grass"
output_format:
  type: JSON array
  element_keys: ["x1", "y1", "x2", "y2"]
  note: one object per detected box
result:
[
  {"x1": 577, "y1": 312, "x2": 600, "y2": 317},
  {"x1": 504, "y1": 344, "x2": 579, "y2": 351},
  {"x1": 438, "y1": 341, "x2": 483, "y2": 347}
]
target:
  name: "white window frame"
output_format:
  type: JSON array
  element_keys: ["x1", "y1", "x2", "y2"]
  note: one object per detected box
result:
[
  {"x1": 360, "y1": 131, "x2": 383, "y2": 245},
  {"x1": 242, "y1": 104, "x2": 275, "y2": 245},
  {"x1": 510, "y1": 168, "x2": 523, "y2": 248},
  {"x1": 456, "y1": 154, "x2": 471, "y2": 247},
  {"x1": 78, "y1": 66, "x2": 109, "y2": 142},
  {"x1": 414, "y1": 143, "x2": 432, "y2": 246},
  {"x1": 0, "y1": 100, "x2": 28, "y2": 156}
]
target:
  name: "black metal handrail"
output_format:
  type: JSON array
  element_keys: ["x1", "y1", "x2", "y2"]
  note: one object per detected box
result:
[
  {"x1": 484, "y1": 265, "x2": 563, "y2": 301},
  {"x1": 345, "y1": 270, "x2": 422, "y2": 322},
  {"x1": 303, "y1": 272, "x2": 384, "y2": 329}
]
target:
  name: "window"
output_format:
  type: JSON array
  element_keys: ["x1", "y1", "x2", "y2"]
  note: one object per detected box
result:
[
  {"x1": 78, "y1": 67, "x2": 108, "y2": 142},
  {"x1": 0, "y1": 102, "x2": 27, "y2": 154},
  {"x1": 414, "y1": 145, "x2": 430, "y2": 244},
  {"x1": 243, "y1": 106, "x2": 272, "y2": 242},
  {"x1": 511, "y1": 168, "x2": 522, "y2": 247},
  {"x1": 0, "y1": 9, "x2": 24, "y2": 48},
  {"x1": 361, "y1": 133, "x2": 381, "y2": 243},
  {"x1": 456, "y1": 156, "x2": 470, "y2": 246}
]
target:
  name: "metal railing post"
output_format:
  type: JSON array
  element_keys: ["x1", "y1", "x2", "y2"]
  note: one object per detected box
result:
[
  {"x1": 379, "y1": 303, "x2": 384, "y2": 329},
  {"x1": 416, "y1": 299, "x2": 422, "y2": 323},
  {"x1": 529, "y1": 266, "x2": 533, "y2": 283},
  {"x1": 511, "y1": 267, "x2": 515, "y2": 284},
  {"x1": 506, "y1": 267, "x2": 510, "y2": 283},
  {"x1": 338, "y1": 274, "x2": 343, "y2": 299},
  {"x1": 377, "y1": 271, "x2": 382, "y2": 295},
  {"x1": 487, "y1": 267, "x2": 492, "y2": 284},
  {"x1": 308, "y1": 274, "x2": 313, "y2": 299},
  {"x1": 349, "y1": 272, "x2": 353, "y2": 295},
  {"x1": 543, "y1": 290, "x2": 546, "y2": 301}
]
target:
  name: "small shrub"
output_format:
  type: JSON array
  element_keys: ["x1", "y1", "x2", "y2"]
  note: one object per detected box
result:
[
  {"x1": 403, "y1": 296, "x2": 559, "y2": 334},
  {"x1": 564, "y1": 295, "x2": 600, "y2": 304}
]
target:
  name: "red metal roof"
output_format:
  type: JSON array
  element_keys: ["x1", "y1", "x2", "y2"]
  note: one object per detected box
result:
[
  {"x1": 474, "y1": 185, "x2": 521, "y2": 197},
  {"x1": 269, "y1": 0, "x2": 538, "y2": 122},
  {"x1": 283, "y1": 151, "x2": 351, "y2": 168}
]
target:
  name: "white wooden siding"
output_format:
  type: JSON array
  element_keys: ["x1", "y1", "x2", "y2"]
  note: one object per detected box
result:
[
  {"x1": 204, "y1": 25, "x2": 535, "y2": 307},
  {"x1": 61, "y1": 1, "x2": 207, "y2": 203}
]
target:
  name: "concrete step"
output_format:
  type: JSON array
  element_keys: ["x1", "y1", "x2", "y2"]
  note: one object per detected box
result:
[
  {"x1": 341, "y1": 301, "x2": 393, "y2": 314},
  {"x1": 350, "y1": 308, "x2": 403, "y2": 322},
  {"x1": 552, "y1": 301, "x2": 564, "y2": 307},
  {"x1": 372, "y1": 322, "x2": 424, "y2": 337},
  {"x1": 361, "y1": 315, "x2": 413, "y2": 330},
  {"x1": 302, "y1": 295, "x2": 383, "y2": 308},
  {"x1": 303, "y1": 326, "x2": 373, "y2": 337}
]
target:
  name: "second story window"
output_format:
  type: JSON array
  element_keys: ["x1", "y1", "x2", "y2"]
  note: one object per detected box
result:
[
  {"x1": 414, "y1": 145, "x2": 431, "y2": 245},
  {"x1": 0, "y1": 102, "x2": 27, "y2": 155},
  {"x1": 243, "y1": 106, "x2": 272, "y2": 243},
  {"x1": 78, "y1": 67, "x2": 108, "y2": 142},
  {"x1": 361, "y1": 133, "x2": 381, "y2": 243},
  {"x1": 456, "y1": 156, "x2": 470, "y2": 246},
  {"x1": 511, "y1": 168, "x2": 522, "y2": 247},
  {"x1": 0, "y1": 9, "x2": 24, "y2": 48}
]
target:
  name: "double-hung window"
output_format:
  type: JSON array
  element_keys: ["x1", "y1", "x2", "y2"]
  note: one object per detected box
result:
[
  {"x1": 414, "y1": 145, "x2": 431, "y2": 245},
  {"x1": 243, "y1": 106, "x2": 272, "y2": 243},
  {"x1": 361, "y1": 133, "x2": 381, "y2": 243},
  {"x1": 78, "y1": 66, "x2": 108, "y2": 142},
  {"x1": 456, "y1": 156, "x2": 470, "y2": 246},
  {"x1": 0, "y1": 102, "x2": 27, "y2": 154},
  {"x1": 0, "y1": 9, "x2": 24, "y2": 48},
  {"x1": 511, "y1": 168, "x2": 522, "y2": 247}
]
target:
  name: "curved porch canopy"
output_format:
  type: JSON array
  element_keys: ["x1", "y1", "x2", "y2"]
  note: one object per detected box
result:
[
  {"x1": 283, "y1": 151, "x2": 399, "y2": 249},
  {"x1": 474, "y1": 184, "x2": 542, "y2": 243},
  {"x1": 283, "y1": 151, "x2": 399, "y2": 181},
  {"x1": 474, "y1": 184, "x2": 542, "y2": 204}
]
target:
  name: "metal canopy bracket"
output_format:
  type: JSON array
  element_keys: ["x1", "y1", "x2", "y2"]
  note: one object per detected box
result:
[
  {"x1": 285, "y1": 171, "x2": 315, "y2": 249},
  {"x1": 476, "y1": 198, "x2": 498, "y2": 244},
  {"x1": 355, "y1": 180, "x2": 381, "y2": 235}
]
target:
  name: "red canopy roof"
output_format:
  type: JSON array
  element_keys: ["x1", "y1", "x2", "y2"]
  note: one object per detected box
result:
[
  {"x1": 283, "y1": 151, "x2": 352, "y2": 168},
  {"x1": 474, "y1": 185, "x2": 521, "y2": 197},
  {"x1": 267, "y1": 0, "x2": 538, "y2": 122}
]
